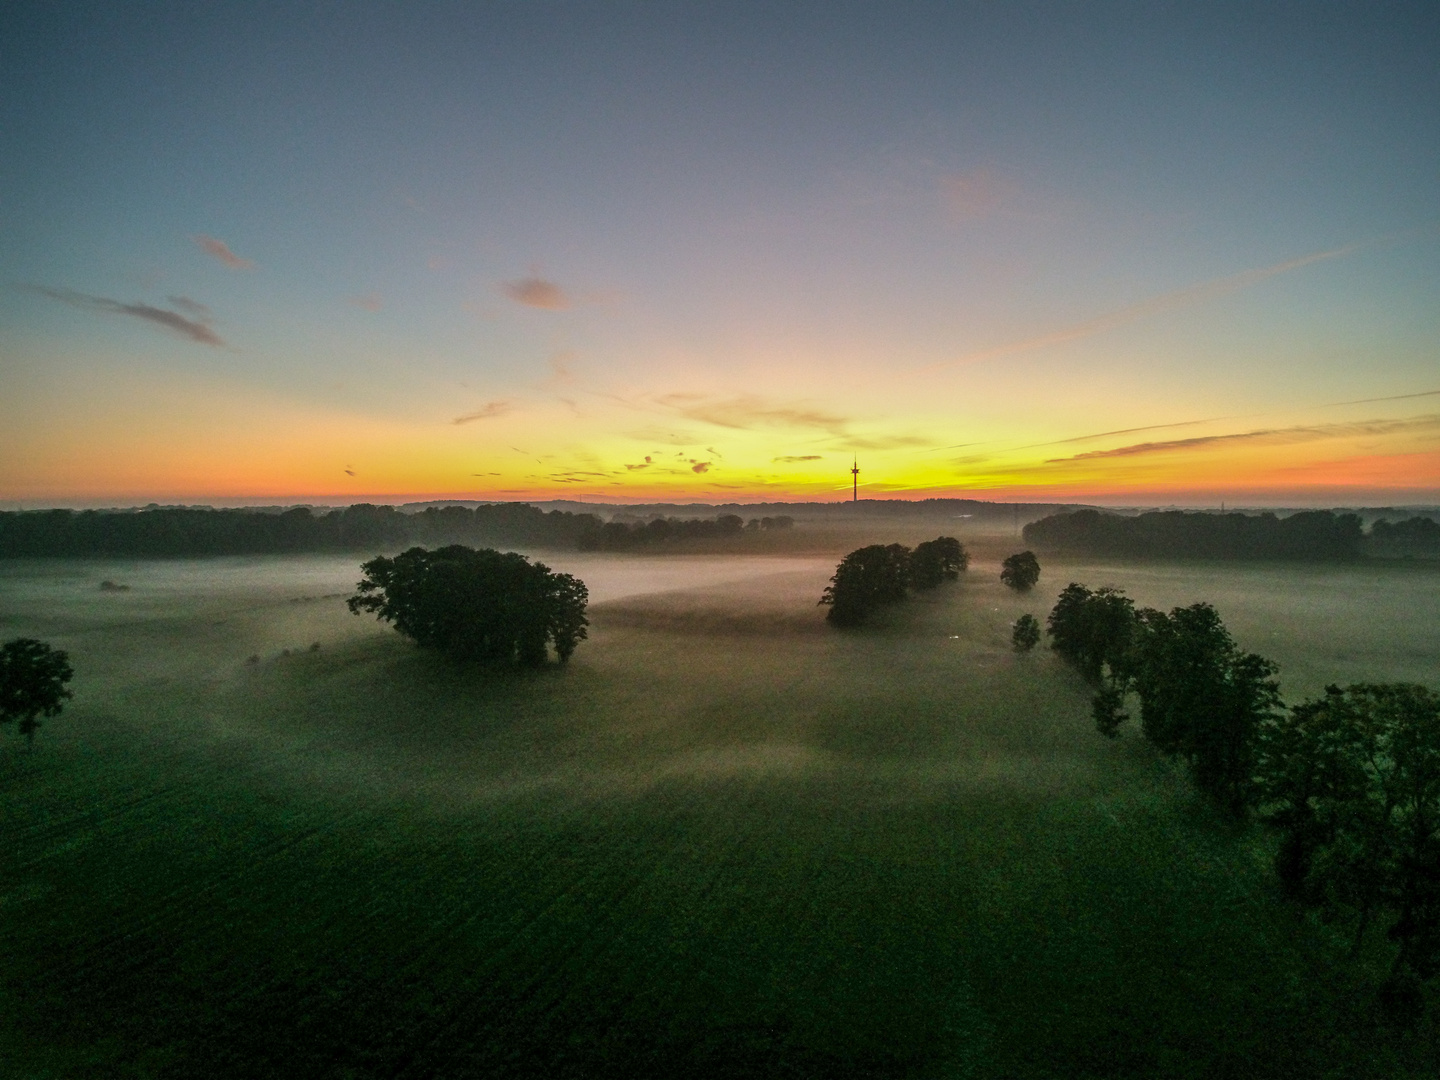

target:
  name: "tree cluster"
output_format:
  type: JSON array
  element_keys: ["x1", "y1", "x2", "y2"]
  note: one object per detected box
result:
[
  {"x1": 1047, "y1": 582, "x2": 1440, "y2": 1009},
  {"x1": 348, "y1": 546, "x2": 588, "y2": 665},
  {"x1": 1256, "y1": 683, "x2": 1440, "y2": 1013},
  {"x1": 1050, "y1": 585, "x2": 1284, "y2": 813},
  {"x1": 819, "y1": 537, "x2": 967, "y2": 625},
  {"x1": 1023, "y1": 508, "x2": 1364, "y2": 561},
  {"x1": 0, "y1": 638, "x2": 74, "y2": 745}
]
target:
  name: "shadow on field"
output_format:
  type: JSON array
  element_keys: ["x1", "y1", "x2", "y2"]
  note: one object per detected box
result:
[{"x1": 169, "y1": 956, "x2": 921, "y2": 1080}]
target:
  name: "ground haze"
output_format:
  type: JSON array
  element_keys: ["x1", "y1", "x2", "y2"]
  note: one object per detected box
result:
[{"x1": 3, "y1": 547, "x2": 1438, "y2": 1077}]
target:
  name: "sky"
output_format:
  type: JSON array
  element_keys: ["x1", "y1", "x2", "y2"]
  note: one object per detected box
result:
[{"x1": 2, "y1": 1, "x2": 1438, "y2": 508}]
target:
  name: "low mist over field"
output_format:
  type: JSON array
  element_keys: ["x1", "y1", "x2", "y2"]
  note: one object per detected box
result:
[{"x1": 5, "y1": 526, "x2": 1440, "y2": 1075}]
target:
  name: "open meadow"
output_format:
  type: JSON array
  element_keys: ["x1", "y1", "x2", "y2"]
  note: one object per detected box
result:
[{"x1": 3, "y1": 545, "x2": 1440, "y2": 1078}]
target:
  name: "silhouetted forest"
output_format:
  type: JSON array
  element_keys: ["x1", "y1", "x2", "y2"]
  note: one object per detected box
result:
[
  {"x1": 1023, "y1": 509, "x2": 1366, "y2": 560},
  {"x1": 1368, "y1": 516, "x2": 1440, "y2": 556},
  {"x1": 577, "y1": 513, "x2": 793, "y2": 551},
  {"x1": 0, "y1": 504, "x2": 782, "y2": 558}
]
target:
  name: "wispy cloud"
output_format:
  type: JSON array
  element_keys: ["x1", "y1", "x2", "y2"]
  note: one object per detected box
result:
[
  {"x1": 639, "y1": 392, "x2": 928, "y2": 454},
  {"x1": 922, "y1": 237, "x2": 1389, "y2": 373},
  {"x1": 773, "y1": 454, "x2": 823, "y2": 463},
  {"x1": 1049, "y1": 414, "x2": 1440, "y2": 463},
  {"x1": 1323, "y1": 388, "x2": 1440, "y2": 408},
  {"x1": 502, "y1": 276, "x2": 570, "y2": 310},
  {"x1": 625, "y1": 456, "x2": 654, "y2": 471},
  {"x1": 940, "y1": 168, "x2": 1009, "y2": 223},
  {"x1": 451, "y1": 401, "x2": 512, "y2": 425},
  {"x1": 845, "y1": 434, "x2": 934, "y2": 451},
  {"x1": 691, "y1": 461, "x2": 711, "y2": 474},
  {"x1": 656, "y1": 393, "x2": 851, "y2": 436},
  {"x1": 1012, "y1": 416, "x2": 1236, "y2": 452},
  {"x1": 547, "y1": 349, "x2": 577, "y2": 384},
  {"x1": 25, "y1": 285, "x2": 224, "y2": 346},
  {"x1": 166, "y1": 295, "x2": 212, "y2": 320},
  {"x1": 192, "y1": 235, "x2": 255, "y2": 270},
  {"x1": 349, "y1": 293, "x2": 382, "y2": 312}
]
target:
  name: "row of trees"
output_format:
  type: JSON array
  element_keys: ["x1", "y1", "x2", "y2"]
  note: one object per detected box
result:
[
  {"x1": 0, "y1": 504, "x2": 790, "y2": 559},
  {"x1": 576, "y1": 514, "x2": 791, "y2": 551},
  {"x1": 0, "y1": 504, "x2": 591, "y2": 557},
  {"x1": 819, "y1": 537, "x2": 968, "y2": 625},
  {"x1": 1044, "y1": 582, "x2": 1440, "y2": 1010},
  {"x1": 1024, "y1": 508, "x2": 1365, "y2": 561},
  {"x1": 1368, "y1": 516, "x2": 1440, "y2": 556}
]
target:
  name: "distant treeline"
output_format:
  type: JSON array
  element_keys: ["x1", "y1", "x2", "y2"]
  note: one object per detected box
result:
[
  {"x1": 1023, "y1": 509, "x2": 1366, "y2": 561},
  {"x1": 1368, "y1": 516, "x2": 1440, "y2": 556},
  {"x1": 578, "y1": 513, "x2": 792, "y2": 551},
  {"x1": 0, "y1": 504, "x2": 785, "y2": 558}
]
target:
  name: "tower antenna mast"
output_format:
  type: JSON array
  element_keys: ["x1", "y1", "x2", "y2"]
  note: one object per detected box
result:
[{"x1": 851, "y1": 457, "x2": 860, "y2": 503}]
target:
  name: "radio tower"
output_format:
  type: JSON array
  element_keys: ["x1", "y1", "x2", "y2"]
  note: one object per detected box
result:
[{"x1": 851, "y1": 457, "x2": 860, "y2": 502}]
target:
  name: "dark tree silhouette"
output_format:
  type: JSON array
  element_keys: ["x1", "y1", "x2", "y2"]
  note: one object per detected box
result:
[
  {"x1": 1011, "y1": 614, "x2": 1040, "y2": 652},
  {"x1": 348, "y1": 546, "x2": 588, "y2": 664},
  {"x1": 1125, "y1": 603, "x2": 1281, "y2": 814},
  {"x1": 1023, "y1": 507, "x2": 1364, "y2": 561},
  {"x1": 819, "y1": 543, "x2": 912, "y2": 625},
  {"x1": 0, "y1": 638, "x2": 75, "y2": 746},
  {"x1": 910, "y1": 536, "x2": 968, "y2": 590},
  {"x1": 1255, "y1": 683, "x2": 1440, "y2": 1009},
  {"x1": 1054, "y1": 586, "x2": 1280, "y2": 813},
  {"x1": 1046, "y1": 584, "x2": 1136, "y2": 684},
  {"x1": 1000, "y1": 551, "x2": 1040, "y2": 591}
]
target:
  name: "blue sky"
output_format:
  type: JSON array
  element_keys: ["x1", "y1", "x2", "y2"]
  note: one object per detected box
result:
[{"x1": 3, "y1": 1, "x2": 1437, "y2": 504}]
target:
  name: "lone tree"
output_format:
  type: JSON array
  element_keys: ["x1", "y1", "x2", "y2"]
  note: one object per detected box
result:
[
  {"x1": 1000, "y1": 551, "x2": 1040, "y2": 591},
  {"x1": 0, "y1": 638, "x2": 74, "y2": 746},
  {"x1": 1011, "y1": 614, "x2": 1041, "y2": 652},
  {"x1": 348, "y1": 545, "x2": 588, "y2": 665},
  {"x1": 820, "y1": 543, "x2": 912, "y2": 625},
  {"x1": 910, "y1": 536, "x2": 968, "y2": 590}
]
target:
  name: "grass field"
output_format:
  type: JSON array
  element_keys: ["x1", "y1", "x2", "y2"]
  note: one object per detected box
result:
[{"x1": 3, "y1": 548, "x2": 1439, "y2": 1077}]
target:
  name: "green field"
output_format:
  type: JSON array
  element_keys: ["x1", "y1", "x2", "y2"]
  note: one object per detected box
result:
[{"x1": 3, "y1": 550, "x2": 1439, "y2": 1077}]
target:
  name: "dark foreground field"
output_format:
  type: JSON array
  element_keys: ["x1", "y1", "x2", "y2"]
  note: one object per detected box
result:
[{"x1": 3, "y1": 552, "x2": 1439, "y2": 1078}]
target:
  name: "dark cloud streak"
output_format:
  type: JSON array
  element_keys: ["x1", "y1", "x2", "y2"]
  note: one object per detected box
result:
[
  {"x1": 1323, "y1": 388, "x2": 1440, "y2": 408},
  {"x1": 1049, "y1": 414, "x2": 1440, "y2": 463},
  {"x1": 24, "y1": 285, "x2": 224, "y2": 346},
  {"x1": 452, "y1": 401, "x2": 512, "y2": 424},
  {"x1": 502, "y1": 277, "x2": 570, "y2": 310},
  {"x1": 192, "y1": 235, "x2": 255, "y2": 270}
]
